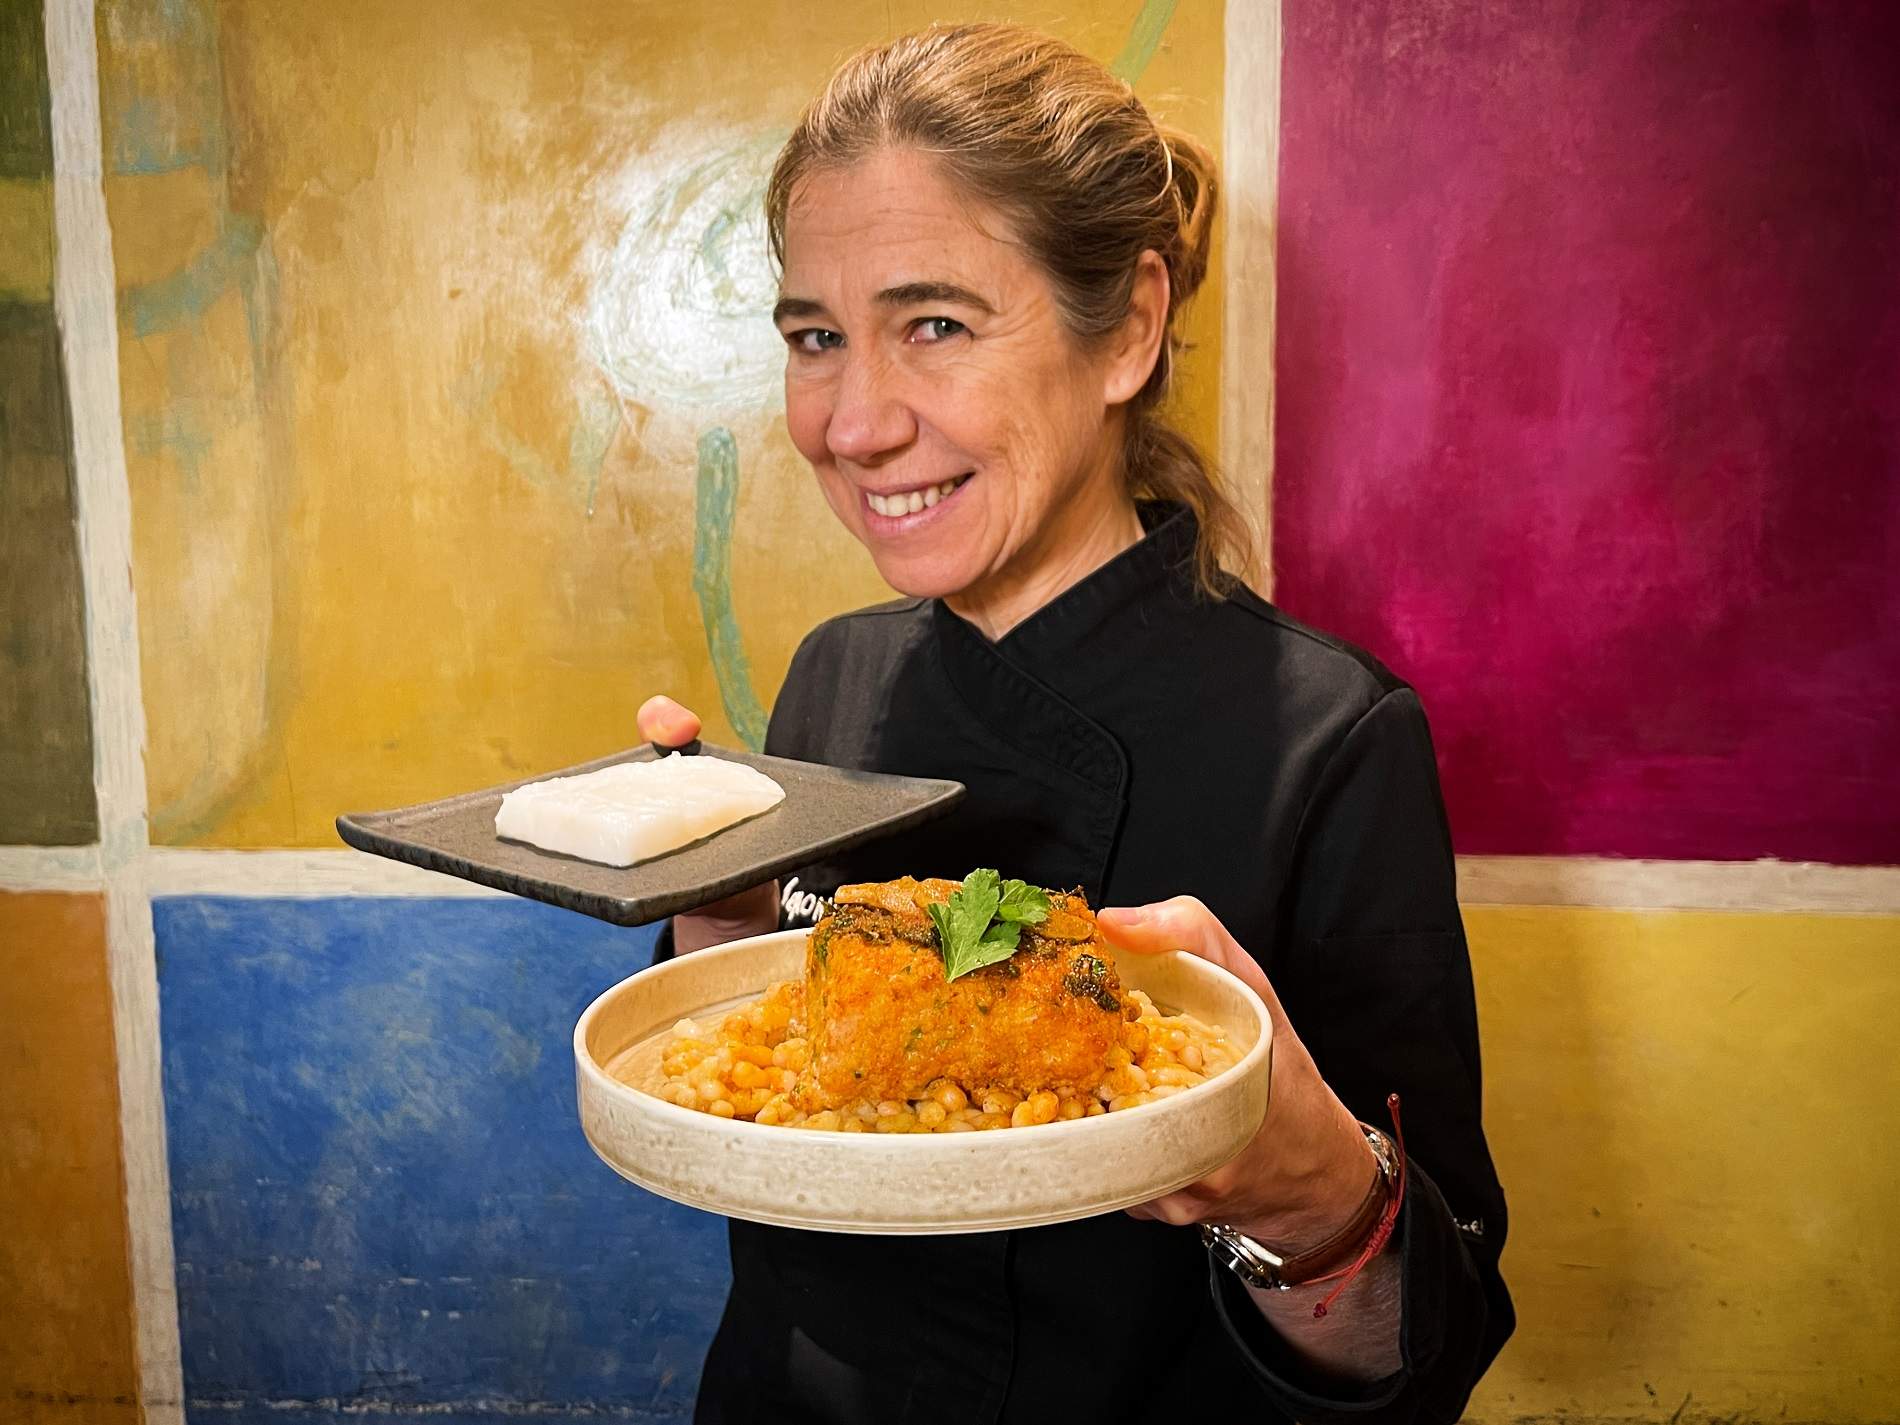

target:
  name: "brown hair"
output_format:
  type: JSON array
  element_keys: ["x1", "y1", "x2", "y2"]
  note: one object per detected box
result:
[{"x1": 766, "y1": 22, "x2": 1253, "y2": 595}]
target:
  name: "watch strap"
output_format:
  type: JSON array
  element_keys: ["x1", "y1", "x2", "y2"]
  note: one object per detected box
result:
[{"x1": 1202, "y1": 1124, "x2": 1401, "y2": 1290}]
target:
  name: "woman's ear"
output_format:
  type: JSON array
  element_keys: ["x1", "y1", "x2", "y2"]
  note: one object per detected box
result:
[{"x1": 1102, "y1": 250, "x2": 1171, "y2": 407}]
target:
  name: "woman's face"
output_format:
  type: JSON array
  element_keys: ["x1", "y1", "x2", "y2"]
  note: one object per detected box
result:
[{"x1": 775, "y1": 148, "x2": 1151, "y2": 605}]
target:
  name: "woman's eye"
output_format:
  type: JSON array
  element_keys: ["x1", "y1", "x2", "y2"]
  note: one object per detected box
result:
[
  {"x1": 787, "y1": 328, "x2": 845, "y2": 354},
  {"x1": 911, "y1": 317, "x2": 967, "y2": 343}
]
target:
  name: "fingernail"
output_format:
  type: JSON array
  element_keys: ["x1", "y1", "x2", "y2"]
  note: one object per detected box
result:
[{"x1": 1112, "y1": 906, "x2": 1148, "y2": 925}]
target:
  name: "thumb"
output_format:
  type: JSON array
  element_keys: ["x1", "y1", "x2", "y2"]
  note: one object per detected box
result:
[
  {"x1": 1097, "y1": 895, "x2": 1229, "y2": 958},
  {"x1": 1097, "y1": 896, "x2": 1280, "y2": 1012},
  {"x1": 638, "y1": 694, "x2": 703, "y2": 748}
]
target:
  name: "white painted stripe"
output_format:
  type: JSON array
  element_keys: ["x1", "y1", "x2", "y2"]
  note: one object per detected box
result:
[
  {"x1": 1457, "y1": 855, "x2": 1900, "y2": 916},
  {"x1": 45, "y1": 0, "x2": 181, "y2": 1418},
  {"x1": 0, "y1": 846, "x2": 1867, "y2": 918},
  {"x1": 46, "y1": 0, "x2": 148, "y2": 870},
  {"x1": 0, "y1": 844, "x2": 507, "y2": 898},
  {"x1": 102, "y1": 868, "x2": 182, "y2": 1421},
  {"x1": 0, "y1": 843, "x2": 104, "y2": 891},
  {"x1": 146, "y1": 848, "x2": 511, "y2": 898},
  {"x1": 1221, "y1": 0, "x2": 1282, "y2": 596}
]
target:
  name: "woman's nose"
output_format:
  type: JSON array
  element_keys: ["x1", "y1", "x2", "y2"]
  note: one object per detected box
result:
[{"x1": 825, "y1": 352, "x2": 917, "y2": 464}]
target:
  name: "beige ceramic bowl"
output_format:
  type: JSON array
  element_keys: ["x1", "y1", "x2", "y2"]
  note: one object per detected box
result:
[{"x1": 574, "y1": 929, "x2": 1273, "y2": 1234}]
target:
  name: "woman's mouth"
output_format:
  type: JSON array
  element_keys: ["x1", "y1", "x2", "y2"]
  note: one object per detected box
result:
[{"x1": 864, "y1": 474, "x2": 971, "y2": 523}]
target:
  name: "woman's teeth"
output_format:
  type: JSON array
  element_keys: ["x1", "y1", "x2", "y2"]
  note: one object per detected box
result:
[{"x1": 867, "y1": 477, "x2": 965, "y2": 518}]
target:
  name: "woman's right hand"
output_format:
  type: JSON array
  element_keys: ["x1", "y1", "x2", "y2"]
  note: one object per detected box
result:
[{"x1": 637, "y1": 695, "x2": 781, "y2": 953}]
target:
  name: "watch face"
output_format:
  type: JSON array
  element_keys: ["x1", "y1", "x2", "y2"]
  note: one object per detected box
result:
[{"x1": 1204, "y1": 1225, "x2": 1286, "y2": 1290}]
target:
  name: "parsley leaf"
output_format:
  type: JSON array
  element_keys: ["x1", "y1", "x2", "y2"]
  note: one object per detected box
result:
[
  {"x1": 930, "y1": 869, "x2": 1053, "y2": 981},
  {"x1": 995, "y1": 877, "x2": 1050, "y2": 926}
]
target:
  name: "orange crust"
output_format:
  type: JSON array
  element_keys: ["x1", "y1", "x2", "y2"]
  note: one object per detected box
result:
[{"x1": 798, "y1": 876, "x2": 1132, "y2": 1109}]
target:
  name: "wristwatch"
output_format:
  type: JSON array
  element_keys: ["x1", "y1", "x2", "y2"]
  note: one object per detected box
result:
[{"x1": 1202, "y1": 1125, "x2": 1403, "y2": 1291}]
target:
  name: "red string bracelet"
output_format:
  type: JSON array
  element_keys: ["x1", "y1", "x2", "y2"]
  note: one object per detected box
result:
[{"x1": 1309, "y1": 1092, "x2": 1406, "y2": 1320}]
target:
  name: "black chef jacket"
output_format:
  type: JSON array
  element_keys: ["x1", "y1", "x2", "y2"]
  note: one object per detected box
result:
[{"x1": 657, "y1": 503, "x2": 1513, "y2": 1424}]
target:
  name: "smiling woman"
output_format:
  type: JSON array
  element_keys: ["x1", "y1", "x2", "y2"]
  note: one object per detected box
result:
[
  {"x1": 762, "y1": 24, "x2": 1249, "y2": 637},
  {"x1": 641, "y1": 20, "x2": 1512, "y2": 1425},
  {"x1": 767, "y1": 148, "x2": 1157, "y2": 634}
]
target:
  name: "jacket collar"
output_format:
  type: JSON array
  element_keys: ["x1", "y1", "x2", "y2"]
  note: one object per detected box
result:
[
  {"x1": 925, "y1": 503, "x2": 1196, "y2": 798},
  {"x1": 934, "y1": 501, "x2": 1199, "y2": 667}
]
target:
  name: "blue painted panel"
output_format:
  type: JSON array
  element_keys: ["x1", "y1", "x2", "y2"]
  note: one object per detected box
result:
[{"x1": 155, "y1": 897, "x2": 726, "y2": 1422}]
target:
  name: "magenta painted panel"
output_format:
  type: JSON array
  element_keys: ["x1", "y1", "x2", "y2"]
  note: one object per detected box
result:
[{"x1": 1272, "y1": 0, "x2": 1900, "y2": 865}]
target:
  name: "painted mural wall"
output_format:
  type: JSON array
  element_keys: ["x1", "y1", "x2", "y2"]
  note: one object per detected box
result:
[
  {"x1": 1, "y1": 0, "x2": 97, "y2": 844},
  {"x1": 1466, "y1": 905, "x2": 1900, "y2": 1420},
  {"x1": 1273, "y1": 0, "x2": 1900, "y2": 865},
  {"x1": 155, "y1": 900, "x2": 705, "y2": 1418},
  {"x1": 1268, "y1": 1, "x2": 1900, "y2": 1418},
  {"x1": 0, "y1": 7, "x2": 140, "y2": 1421},
  {"x1": 0, "y1": 892, "x2": 141, "y2": 1425}
]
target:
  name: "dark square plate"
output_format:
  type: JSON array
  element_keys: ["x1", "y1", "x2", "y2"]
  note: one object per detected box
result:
[{"x1": 335, "y1": 744, "x2": 965, "y2": 927}]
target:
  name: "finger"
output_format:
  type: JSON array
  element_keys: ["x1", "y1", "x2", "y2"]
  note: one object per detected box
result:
[
  {"x1": 1127, "y1": 1175, "x2": 1229, "y2": 1226},
  {"x1": 1200, "y1": 1161, "x2": 1245, "y2": 1198},
  {"x1": 696, "y1": 879, "x2": 781, "y2": 922},
  {"x1": 1097, "y1": 897, "x2": 1279, "y2": 1009},
  {"x1": 637, "y1": 694, "x2": 703, "y2": 748},
  {"x1": 1096, "y1": 897, "x2": 1226, "y2": 956},
  {"x1": 1134, "y1": 1192, "x2": 1204, "y2": 1228}
]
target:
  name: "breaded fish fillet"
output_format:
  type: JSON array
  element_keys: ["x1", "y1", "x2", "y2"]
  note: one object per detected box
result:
[{"x1": 799, "y1": 876, "x2": 1134, "y2": 1109}]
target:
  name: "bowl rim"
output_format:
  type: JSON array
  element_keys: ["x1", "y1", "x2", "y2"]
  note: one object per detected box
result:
[{"x1": 573, "y1": 926, "x2": 1275, "y2": 1148}]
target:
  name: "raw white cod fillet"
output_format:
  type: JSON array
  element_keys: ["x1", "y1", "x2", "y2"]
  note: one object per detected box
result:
[{"x1": 494, "y1": 754, "x2": 786, "y2": 867}]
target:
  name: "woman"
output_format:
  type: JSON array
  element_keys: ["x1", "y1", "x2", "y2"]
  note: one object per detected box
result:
[{"x1": 641, "y1": 23, "x2": 1511, "y2": 1424}]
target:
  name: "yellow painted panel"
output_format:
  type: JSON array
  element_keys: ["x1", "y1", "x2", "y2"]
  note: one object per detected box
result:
[
  {"x1": 0, "y1": 892, "x2": 141, "y2": 1425},
  {"x1": 98, "y1": 0, "x2": 1222, "y2": 845},
  {"x1": 118, "y1": 270, "x2": 284, "y2": 840},
  {"x1": 1464, "y1": 905, "x2": 1900, "y2": 1422},
  {"x1": 102, "y1": 166, "x2": 222, "y2": 288}
]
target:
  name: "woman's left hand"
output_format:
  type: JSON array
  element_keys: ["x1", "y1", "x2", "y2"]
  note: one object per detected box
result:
[{"x1": 1095, "y1": 898, "x2": 1378, "y2": 1250}]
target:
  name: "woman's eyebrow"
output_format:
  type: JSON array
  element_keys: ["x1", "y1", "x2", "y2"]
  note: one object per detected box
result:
[
  {"x1": 772, "y1": 283, "x2": 997, "y2": 325},
  {"x1": 876, "y1": 281, "x2": 996, "y2": 313},
  {"x1": 772, "y1": 295, "x2": 828, "y2": 324}
]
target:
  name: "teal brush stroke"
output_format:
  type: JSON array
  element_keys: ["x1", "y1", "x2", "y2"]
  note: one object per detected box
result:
[
  {"x1": 121, "y1": 213, "x2": 263, "y2": 337},
  {"x1": 1110, "y1": 0, "x2": 1178, "y2": 83},
  {"x1": 693, "y1": 427, "x2": 768, "y2": 751},
  {"x1": 105, "y1": 0, "x2": 230, "y2": 177},
  {"x1": 565, "y1": 383, "x2": 620, "y2": 517},
  {"x1": 457, "y1": 365, "x2": 618, "y2": 517},
  {"x1": 112, "y1": 94, "x2": 224, "y2": 176}
]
